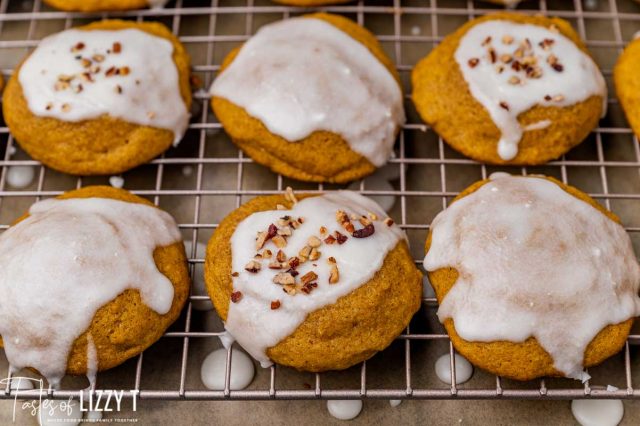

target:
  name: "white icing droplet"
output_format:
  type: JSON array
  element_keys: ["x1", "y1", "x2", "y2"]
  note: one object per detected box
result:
[
  {"x1": 347, "y1": 174, "x2": 395, "y2": 212},
  {"x1": 571, "y1": 399, "x2": 624, "y2": 426},
  {"x1": 19, "y1": 28, "x2": 189, "y2": 146},
  {"x1": 219, "y1": 330, "x2": 235, "y2": 349},
  {"x1": 7, "y1": 146, "x2": 17, "y2": 156},
  {"x1": 389, "y1": 399, "x2": 402, "y2": 407},
  {"x1": 109, "y1": 175, "x2": 124, "y2": 189},
  {"x1": 10, "y1": 377, "x2": 35, "y2": 391},
  {"x1": 7, "y1": 166, "x2": 35, "y2": 189},
  {"x1": 455, "y1": 20, "x2": 606, "y2": 160},
  {"x1": 434, "y1": 353, "x2": 474, "y2": 385},
  {"x1": 411, "y1": 26, "x2": 421, "y2": 36},
  {"x1": 211, "y1": 17, "x2": 405, "y2": 167},
  {"x1": 607, "y1": 385, "x2": 619, "y2": 392},
  {"x1": 183, "y1": 241, "x2": 212, "y2": 311},
  {"x1": 424, "y1": 175, "x2": 640, "y2": 379},
  {"x1": 147, "y1": 0, "x2": 170, "y2": 8},
  {"x1": 0, "y1": 197, "x2": 182, "y2": 386},
  {"x1": 86, "y1": 334, "x2": 98, "y2": 388},
  {"x1": 584, "y1": 0, "x2": 599, "y2": 10},
  {"x1": 227, "y1": 191, "x2": 405, "y2": 366},
  {"x1": 38, "y1": 399, "x2": 82, "y2": 426},
  {"x1": 85, "y1": 410, "x2": 103, "y2": 421},
  {"x1": 327, "y1": 400, "x2": 363, "y2": 420},
  {"x1": 200, "y1": 348, "x2": 255, "y2": 390},
  {"x1": 182, "y1": 165, "x2": 194, "y2": 177}
]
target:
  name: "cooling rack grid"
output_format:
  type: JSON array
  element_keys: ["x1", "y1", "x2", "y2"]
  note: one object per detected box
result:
[{"x1": 0, "y1": 0, "x2": 639, "y2": 402}]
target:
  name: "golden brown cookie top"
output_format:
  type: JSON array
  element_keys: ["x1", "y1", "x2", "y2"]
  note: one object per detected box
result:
[
  {"x1": 424, "y1": 174, "x2": 640, "y2": 379},
  {"x1": 0, "y1": 185, "x2": 185, "y2": 386},
  {"x1": 43, "y1": 0, "x2": 156, "y2": 12}
]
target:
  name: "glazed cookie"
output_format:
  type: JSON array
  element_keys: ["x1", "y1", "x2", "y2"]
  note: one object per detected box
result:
[
  {"x1": 270, "y1": 0, "x2": 351, "y2": 6},
  {"x1": 43, "y1": 0, "x2": 169, "y2": 11},
  {"x1": 210, "y1": 13, "x2": 404, "y2": 183},
  {"x1": 0, "y1": 186, "x2": 190, "y2": 387},
  {"x1": 424, "y1": 174, "x2": 640, "y2": 381},
  {"x1": 614, "y1": 37, "x2": 640, "y2": 141},
  {"x1": 3, "y1": 20, "x2": 191, "y2": 176},
  {"x1": 205, "y1": 190, "x2": 422, "y2": 371},
  {"x1": 412, "y1": 13, "x2": 606, "y2": 165}
]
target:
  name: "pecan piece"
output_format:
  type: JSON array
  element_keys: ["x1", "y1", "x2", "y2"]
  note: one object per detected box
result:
[
  {"x1": 231, "y1": 291, "x2": 242, "y2": 303},
  {"x1": 273, "y1": 272, "x2": 295, "y2": 286},
  {"x1": 353, "y1": 224, "x2": 375, "y2": 238}
]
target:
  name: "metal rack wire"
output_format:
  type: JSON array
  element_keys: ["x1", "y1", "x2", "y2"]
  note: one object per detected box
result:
[{"x1": 0, "y1": 0, "x2": 639, "y2": 402}]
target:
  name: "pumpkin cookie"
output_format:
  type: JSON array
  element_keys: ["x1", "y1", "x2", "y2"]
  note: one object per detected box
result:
[
  {"x1": 412, "y1": 13, "x2": 606, "y2": 165},
  {"x1": 210, "y1": 13, "x2": 404, "y2": 183},
  {"x1": 3, "y1": 20, "x2": 191, "y2": 176},
  {"x1": 43, "y1": 0, "x2": 169, "y2": 11},
  {"x1": 205, "y1": 189, "x2": 422, "y2": 371},
  {"x1": 424, "y1": 174, "x2": 640, "y2": 381},
  {"x1": 270, "y1": 0, "x2": 351, "y2": 5},
  {"x1": 0, "y1": 186, "x2": 190, "y2": 387},
  {"x1": 614, "y1": 37, "x2": 640, "y2": 142}
]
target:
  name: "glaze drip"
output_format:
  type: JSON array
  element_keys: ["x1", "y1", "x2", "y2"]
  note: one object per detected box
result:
[
  {"x1": 0, "y1": 197, "x2": 182, "y2": 387},
  {"x1": 424, "y1": 175, "x2": 640, "y2": 379},
  {"x1": 211, "y1": 17, "x2": 405, "y2": 167},
  {"x1": 455, "y1": 20, "x2": 606, "y2": 160}
]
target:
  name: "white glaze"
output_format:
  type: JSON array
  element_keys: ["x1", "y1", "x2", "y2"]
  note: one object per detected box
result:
[
  {"x1": 109, "y1": 176, "x2": 124, "y2": 189},
  {"x1": 9, "y1": 377, "x2": 35, "y2": 391},
  {"x1": 424, "y1": 175, "x2": 640, "y2": 379},
  {"x1": 19, "y1": 28, "x2": 189, "y2": 145},
  {"x1": 85, "y1": 410, "x2": 103, "y2": 421},
  {"x1": 226, "y1": 191, "x2": 405, "y2": 367},
  {"x1": 211, "y1": 17, "x2": 404, "y2": 167},
  {"x1": 184, "y1": 241, "x2": 212, "y2": 311},
  {"x1": 455, "y1": 20, "x2": 606, "y2": 160},
  {"x1": 38, "y1": 399, "x2": 82, "y2": 426},
  {"x1": 0, "y1": 197, "x2": 182, "y2": 387},
  {"x1": 571, "y1": 399, "x2": 624, "y2": 426},
  {"x1": 327, "y1": 400, "x2": 363, "y2": 420},
  {"x1": 7, "y1": 166, "x2": 35, "y2": 189},
  {"x1": 86, "y1": 334, "x2": 98, "y2": 389},
  {"x1": 389, "y1": 399, "x2": 402, "y2": 407},
  {"x1": 200, "y1": 348, "x2": 255, "y2": 390},
  {"x1": 434, "y1": 353, "x2": 474, "y2": 385}
]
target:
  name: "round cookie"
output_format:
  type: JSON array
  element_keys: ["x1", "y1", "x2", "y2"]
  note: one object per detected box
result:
[
  {"x1": 412, "y1": 13, "x2": 606, "y2": 165},
  {"x1": 43, "y1": 0, "x2": 167, "y2": 11},
  {"x1": 0, "y1": 186, "x2": 190, "y2": 383},
  {"x1": 425, "y1": 176, "x2": 637, "y2": 381},
  {"x1": 211, "y1": 13, "x2": 403, "y2": 184},
  {"x1": 205, "y1": 191, "x2": 422, "y2": 372},
  {"x1": 614, "y1": 37, "x2": 640, "y2": 141},
  {"x1": 2, "y1": 20, "x2": 191, "y2": 176}
]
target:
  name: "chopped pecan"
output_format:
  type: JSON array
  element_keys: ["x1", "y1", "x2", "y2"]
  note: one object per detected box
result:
[
  {"x1": 384, "y1": 218, "x2": 394, "y2": 227},
  {"x1": 301, "y1": 271, "x2": 318, "y2": 285},
  {"x1": 335, "y1": 231, "x2": 348, "y2": 244},
  {"x1": 276, "y1": 250, "x2": 287, "y2": 263},
  {"x1": 309, "y1": 248, "x2": 321, "y2": 261},
  {"x1": 231, "y1": 291, "x2": 242, "y2": 303},
  {"x1": 272, "y1": 235, "x2": 287, "y2": 248},
  {"x1": 307, "y1": 236, "x2": 322, "y2": 248},
  {"x1": 271, "y1": 300, "x2": 281, "y2": 310},
  {"x1": 245, "y1": 260, "x2": 261, "y2": 273},
  {"x1": 285, "y1": 187, "x2": 298, "y2": 204},
  {"x1": 324, "y1": 235, "x2": 336, "y2": 245},
  {"x1": 256, "y1": 231, "x2": 268, "y2": 250},
  {"x1": 273, "y1": 272, "x2": 295, "y2": 286},
  {"x1": 329, "y1": 264, "x2": 339, "y2": 284},
  {"x1": 353, "y1": 224, "x2": 375, "y2": 238}
]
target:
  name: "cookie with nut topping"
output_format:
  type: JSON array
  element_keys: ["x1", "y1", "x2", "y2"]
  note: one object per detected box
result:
[
  {"x1": 210, "y1": 13, "x2": 405, "y2": 183},
  {"x1": 205, "y1": 189, "x2": 422, "y2": 371},
  {"x1": 3, "y1": 20, "x2": 191, "y2": 176},
  {"x1": 412, "y1": 13, "x2": 606, "y2": 165},
  {"x1": 43, "y1": 0, "x2": 168, "y2": 11}
]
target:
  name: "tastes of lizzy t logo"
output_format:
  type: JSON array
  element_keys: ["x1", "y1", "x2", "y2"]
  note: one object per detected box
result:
[{"x1": 0, "y1": 377, "x2": 139, "y2": 423}]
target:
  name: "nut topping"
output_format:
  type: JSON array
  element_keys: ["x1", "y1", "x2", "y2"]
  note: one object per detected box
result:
[
  {"x1": 270, "y1": 300, "x2": 281, "y2": 310},
  {"x1": 245, "y1": 260, "x2": 261, "y2": 273},
  {"x1": 307, "y1": 236, "x2": 322, "y2": 248},
  {"x1": 352, "y1": 223, "x2": 375, "y2": 239},
  {"x1": 231, "y1": 291, "x2": 242, "y2": 303},
  {"x1": 273, "y1": 272, "x2": 295, "y2": 286},
  {"x1": 301, "y1": 271, "x2": 318, "y2": 285}
]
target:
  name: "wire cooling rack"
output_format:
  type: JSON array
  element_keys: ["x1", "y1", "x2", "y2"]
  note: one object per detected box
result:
[{"x1": 0, "y1": 0, "x2": 640, "y2": 402}]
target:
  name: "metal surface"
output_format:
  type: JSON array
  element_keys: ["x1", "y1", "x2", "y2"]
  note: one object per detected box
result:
[{"x1": 0, "y1": 0, "x2": 639, "y2": 403}]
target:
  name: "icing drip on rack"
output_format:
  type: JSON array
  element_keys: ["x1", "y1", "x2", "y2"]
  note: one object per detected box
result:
[
  {"x1": 0, "y1": 197, "x2": 182, "y2": 387},
  {"x1": 19, "y1": 28, "x2": 189, "y2": 145},
  {"x1": 424, "y1": 175, "x2": 640, "y2": 379},
  {"x1": 455, "y1": 20, "x2": 606, "y2": 160},
  {"x1": 211, "y1": 17, "x2": 405, "y2": 167},
  {"x1": 226, "y1": 191, "x2": 405, "y2": 367}
]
